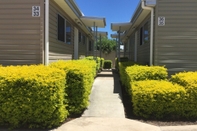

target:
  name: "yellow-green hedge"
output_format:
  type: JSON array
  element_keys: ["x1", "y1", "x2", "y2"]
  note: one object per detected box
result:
[
  {"x1": 0, "y1": 65, "x2": 68, "y2": 128},
  {"x1": 50, "y1": 60, "x2": 96, "y2": 114},
  {"x1": 125, "y1": 65, "x2": 167, "y2": 92},
  {"x1": 131, "y1": 80, "x2": 186, "y2": 119},
  {"x1": 101, "y1": 58, "x2": 105, "y2": 69},
  {"x1": 171, "y1": 72, "x2": 197, "y2": 118},
  {"x1": 118, "y1": 61, "x2": 137, "y2": 87},
  {"x1": 103, "y1": 60, "x2": 112, "y2": 69},
  {"x1": 126, "y1": 65, "x2": 168, "y2": 82},
  {"x1": 83, "y1": 56, "x2": 101, "y2": 72}
]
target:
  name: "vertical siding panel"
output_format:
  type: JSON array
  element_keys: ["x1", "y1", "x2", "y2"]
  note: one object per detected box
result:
[
  {"x1": 129, "y1": 33, "x2": 135, "y2": 61},
  {"x1": 78, "y1": 30, "x2": 87, "y2": 58},
  {"x1": 49, "y1": 1, "x2": 74, "y2": 63},
  {"x1": 0, "y1": 0, "x2": 44, "y2": 65},
  {"x1": 155, "y1": 0, "x2": 197, "y2": 75},
  {"x1": 136, "y1": 15, "x2": 151, "y2": 65}
]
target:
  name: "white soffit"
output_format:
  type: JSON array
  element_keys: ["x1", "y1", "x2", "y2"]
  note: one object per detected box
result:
[
  {"x1": 111, "y1": 33, "x2": 124, "y2": 39},
  {"x1": 94, "y1": 31, "x2": 108, "y2": 37},
  {"x1": 80, "y1": 16, "x2": 106, "y2": 28},
  {"x1": 111, "y1": 22, "x2": 132, "y2": 32}
]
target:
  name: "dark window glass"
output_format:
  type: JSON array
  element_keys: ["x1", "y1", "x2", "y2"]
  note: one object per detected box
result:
[
  {"x1": 143, "y1": 22, "x2": 149, "y2": 44},
  {"x1": 140, "y1": 27, "x2": 143, "y2": 45},
  {"x1": 66, "y1": 22, "x2": 71, "y2": 44},
  {"x1": 89, "y1": 41, "x2": 92, "y2": 51},
  {"x1": 58, "y1": 15, "x2": 65, "y2": 42},
  {"x1": 79, "y1": 32, "x2": 82, "y2": 43}
]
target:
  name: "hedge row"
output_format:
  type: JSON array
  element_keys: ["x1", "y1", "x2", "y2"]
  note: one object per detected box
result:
[
  {"x1": 0, "y1": 65, "x2": 68, "y2": 128},
  {"x1": 119, "y1": 62, "x2": 167, "y2": 93},
  {"x1": 119, "y1": 61, "x2": 197, "y2": 119},
  {"x1": 83, "y1": 56, "x2": 104, "y2": 71},
  {"x1": 171, "y1": 72, "x2": 197, "y2": 118},
  {"x1": 50, "y1": 60, "x2": 96, "y2": 114},
  {"x1": 103, "y1": 60, "x2": 112, "y2": 69},
  {"x1": 0, "y1": 58, "x2": 97, "y2": 129},
  {"x1": 131, "y1": 80, "x2": 185, "y2": 119}
]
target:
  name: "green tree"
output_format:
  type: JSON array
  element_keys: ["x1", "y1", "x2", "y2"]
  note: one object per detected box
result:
[{"x1": 97, "y1": 37, "x2": 116, "y2": 55}]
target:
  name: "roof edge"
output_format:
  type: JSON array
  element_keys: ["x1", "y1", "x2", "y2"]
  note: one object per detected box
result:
[{"x1": 65, "y1": 0, "x2": 83, "y2": 17}]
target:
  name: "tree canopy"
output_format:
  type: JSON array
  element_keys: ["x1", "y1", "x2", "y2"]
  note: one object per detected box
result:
[{"x1": 97, "y1": 37, "x2": 116, "y2": 55}]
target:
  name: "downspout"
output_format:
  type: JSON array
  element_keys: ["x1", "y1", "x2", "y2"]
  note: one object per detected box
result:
[
  {"x1": 141, "y1": 0, "x2": 154, "y2": 65},
  {"x1": 45, "y1": 0, "x2": 49, "y2": 65}
]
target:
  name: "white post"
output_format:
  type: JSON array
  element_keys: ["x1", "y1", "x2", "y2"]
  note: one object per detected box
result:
[{"x1": 44, "y1": 0, "x2": 49, "y2": 65}]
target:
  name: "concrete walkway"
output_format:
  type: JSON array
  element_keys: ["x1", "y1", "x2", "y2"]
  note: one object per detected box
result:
[{"x1": 82, "y1": 70, "x2": 125, "y2": 118}]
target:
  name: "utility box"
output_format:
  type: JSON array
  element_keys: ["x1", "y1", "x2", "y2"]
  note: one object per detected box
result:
[{"x1": 145, "y1": 0, "x2": 156, "y2": 7}]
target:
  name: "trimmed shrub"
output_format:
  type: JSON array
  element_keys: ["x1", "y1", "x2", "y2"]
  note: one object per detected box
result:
[
  {"x1": 118, "y1": 61, "x2": 137, "y2": 87},
  {"x1": 131, "y1": 80, "x2": 186, "y2": 119},
  {"x1": 115, "y1": 57, "x2": 129, "y2": 70},
  {"x1": 84, "y1": 56, "x2": 101, "y2": 72},
  {"x1": 103, "y1": 60, "x2": 112, "y2": 69},
  {"x1": 100, "y1": 58, "x2": 105, "y2": 69},
  {"x1": 50, "y1": 60, "x2": 96, "y2": 114},
  {"x1": 125, "y1": 65, "x2": 167, "y2": 91},
  {"x1": 171, "y1": 72, "x2": 197, "y2": 118},
  {"x1": 0, "y1": 65, "x2": 67, "y2": 128},
  {"x1": 126, "y1": 65, "x2": 168, "y2": 82}
]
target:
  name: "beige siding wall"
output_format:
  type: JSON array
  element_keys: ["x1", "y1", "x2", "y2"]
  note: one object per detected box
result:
[
  {"x1": 154, "y1": 0, "x2": 197, "y2": 75},
  {"x1": 78, "y1": 30, "x2": 87, "y2": 58},
  {"x1": 128, "y1": 33, "x2": 135, "y2": 61},
  {"x1": 49, "y1": 1, "x2": 75, "y2": 63},
  {"x1": 136, "y1": 15, "x2": 151, "y2": 65},
  {"x1": 0, "y1": 0, "x2": 44, "y2": 65},
  {"x1": 101, "y1": 51, "x2": 116, "y2": 68}
]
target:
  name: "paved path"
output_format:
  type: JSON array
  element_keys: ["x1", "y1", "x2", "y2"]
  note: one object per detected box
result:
[{"x1": 82, "y1": 70, "x2": 125, "y2": 118}]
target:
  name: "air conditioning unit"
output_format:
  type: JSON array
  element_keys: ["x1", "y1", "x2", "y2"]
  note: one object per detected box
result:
[{"x1": 145, "y1": 0, "x2": 156, "y2": 7}]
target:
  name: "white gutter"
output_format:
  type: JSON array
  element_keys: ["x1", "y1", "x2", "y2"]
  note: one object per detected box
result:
[
  {"x1": 45, "y1": 0, "x2": 49, "y2": 65},
  {"x1": 141, "y1": 0, "x2": 154, "y2": 65}
]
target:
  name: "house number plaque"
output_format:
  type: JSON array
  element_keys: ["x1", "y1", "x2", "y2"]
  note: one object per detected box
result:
[
  {"x1": 158, "y1": 16, "x2": 165, "y2": 26},
  {"x1": 32, "y1": 6, "x2": 40, "y2": 17}
]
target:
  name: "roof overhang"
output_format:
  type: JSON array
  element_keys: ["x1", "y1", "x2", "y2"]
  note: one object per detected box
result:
[
  {"x1": 111, "y1": 22, "x2": 132, "y2": 32},
  {"x1": 81, "y1": 16, "x2": 106, "y2": 28},
  {"x1": 122, "y1": 10, "x2": 150, "y2": 41},
  {"x1": 94, "y1": 31, "x2": 108, "y2": 37},
  {"x1": 121, "y1": 2, "x2": 151, "y2": 41},
  {"x1": 110, "y1": 33, "x2": 124, "y2": 39},
  {"x1": 54, "y1": 0, "x2": 94, "y2": 37}
]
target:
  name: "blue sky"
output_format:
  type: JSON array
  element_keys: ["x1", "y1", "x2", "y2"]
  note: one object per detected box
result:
[{"x1": 75, "y1": 0, "x2": 140, "y2": 38}]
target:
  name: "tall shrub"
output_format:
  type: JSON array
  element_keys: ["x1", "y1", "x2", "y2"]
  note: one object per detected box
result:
[{"x1": 0, "y1": 65, "x2": 67, "y2": 128}]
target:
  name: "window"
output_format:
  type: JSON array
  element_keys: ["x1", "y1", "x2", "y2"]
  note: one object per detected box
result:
[
  {"x1": 140, "y1": 22, "x2": 149, "y2": 45},
  {"x1": 140, "y1": 27, "x2": 143, "y2": 45},
  {"x1": 58, "y1": 15, "x2": 65, "y2": 42},
  {"x1": 57, "y1": 14, "x2": 72, "y2": 44},
  {"x1": 78, "y1": 32, "x2": 82, "y2": 43},
  {"x1": 66, "y1": 22, "x2": 71, "y2": 44},
  {"x1": 78, "y1": 32, "x2": 86, "y2": 44},
  {"x1": 89, "y1": 41, "x2": 92, "y2": 51}
]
